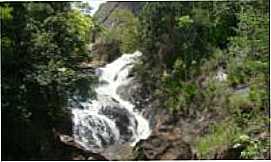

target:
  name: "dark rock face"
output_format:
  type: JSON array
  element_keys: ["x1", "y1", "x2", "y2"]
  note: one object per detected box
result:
[
  {"x1": 140, "y1": 133, "x2": 194, "y2": 160},
  {"x1": 116, "y1": 79, "x2": 156, "y2": 128},
  {"x1": 90, "y1": 1, "x2": 145, "y2": 66},
  {"x1": 144, "y1": 104, "x2": 227, "y2": 159},
  {"x1": 126, "y1": 80, "x2": 230, "y2": 160},
  {"x1": 214, "y1": 147, "x2": 243, "y2": 160},
  {"x1": 117, "y1": 78, "x2": 195, "y2": 160},
  {"x1": 94, "y1": 2, "x2": 145, "y2": 28},
  {"x1": 134, "y1": 107, "x2": 197, "y2": 160},
  {"x1": 117, "y1": 80, "x2": 149, "y2": 109},
  {"x1": 99, "y1": 105, "x2": 137, "y2": 143},
  {"x1": 91, "y1": 41, "x2": 121, "y2": 63}
]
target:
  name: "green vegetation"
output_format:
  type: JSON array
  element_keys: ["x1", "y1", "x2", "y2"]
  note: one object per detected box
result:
[
  {"x1": 137, "y1": 0, "x2": 269, "y2": 159},
  {"x1": 1, "y1": 2, "x2": 96, "y2": 160},
  {"x1": 1, "y1": 1, "x2": 269, "y2": 160},
  {"x1": 196, "y1": 119, "x2": 242, "y2": 159},
  {"x1": 99, "y1": 9, "x2": 140, "y2": 53},
  {"x1": 234, "y1": 134, "x2": 270, "y2": 159}
]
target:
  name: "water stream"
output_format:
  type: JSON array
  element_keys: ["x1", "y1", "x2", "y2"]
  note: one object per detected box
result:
[{"x1": 71, "y1": 51, "x2": 151, "y2": 152}]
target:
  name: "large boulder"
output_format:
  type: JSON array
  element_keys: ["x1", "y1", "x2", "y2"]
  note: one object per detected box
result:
[{"x1": 137, "y1": 130, "x2": 194, "y2": 160}]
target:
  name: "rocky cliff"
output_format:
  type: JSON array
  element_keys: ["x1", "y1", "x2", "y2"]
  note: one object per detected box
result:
[{"x1": 94, "y1": 1, "x2": 145, "y2": 28}]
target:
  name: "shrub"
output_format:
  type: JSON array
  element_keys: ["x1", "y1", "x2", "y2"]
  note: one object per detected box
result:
[{"x1": 196, "y1": 119, "x2": 242, "y2": 159}]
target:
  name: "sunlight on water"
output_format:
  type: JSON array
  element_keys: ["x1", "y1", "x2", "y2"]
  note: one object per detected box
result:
[{"x1": 71, "y1": 51, "x2": 151, "y2": 152}]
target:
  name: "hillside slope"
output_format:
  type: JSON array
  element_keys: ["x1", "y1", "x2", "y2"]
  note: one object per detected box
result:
[{"x1": 94, "y1": 1, "x2": 145, "y2": 28}]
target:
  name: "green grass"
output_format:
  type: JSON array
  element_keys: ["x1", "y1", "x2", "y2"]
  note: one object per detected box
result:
[{"x1": 195, "y1": 119, "x2": 242, "y2": 159}]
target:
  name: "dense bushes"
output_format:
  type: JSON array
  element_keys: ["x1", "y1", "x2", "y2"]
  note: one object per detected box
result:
[
  {"x1": 1, "y1": 2, "x2": 95, "y2": 160},
  {"x1": 98, "y1": 9, "x2": 140, "y2": 54},
  {"x1": 137, "y1": 1, "x2": 269, "y2": 159},
  {"x1": 1, "y1": 1, "x2": 269, "y2": 160}
]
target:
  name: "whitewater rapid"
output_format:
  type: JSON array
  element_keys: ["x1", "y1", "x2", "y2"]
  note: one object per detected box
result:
[{"x1": 71, "y1": 51, "x2": 151, "y2": 152}]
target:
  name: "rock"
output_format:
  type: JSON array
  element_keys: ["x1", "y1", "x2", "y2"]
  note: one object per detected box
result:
[
  {"x1": 94, "y1": 2, "x2": 145, "y2": 29},
  {"x1": 59, "y1": 135, "x2": 73, "y2": 143},
  {"x1": 101, "y1": 144, "x2": 135, "y2": 160},
  {"x1": 214, "y1": 67, "x2": 227, "y2": 81},
  {"x1": 233, "y1": 84, "x2": 250, "y2": 95},
  {"x1": 117, "y1": 79, "x2": 152, "y2": 110},
  {"x1": 56, "y1": 133, "x2": 108, "y2": 160},
  {"x1": 139, "y1": 133, "x2": 193, "y2": 160},
  {"x1": 117, "y1": 80, "x2": 142, "y2": 104},
  {"x1": 137, "y1": 93, "x2": 228, "y2": 160},
  {"x1": 214, "y1": 147, "x2": 243, "y2": 159},
  {"x1": 53, "y1": 109, "x2": 73, "y2": 136},
  {"x1": 87, "y1": 156, "x2": 95, "y2": 160},
  {"x1": 137, "y1": 109, "x2": 195, "y2": 160},
  {"x1": 91, "y1": 41, "x2": 121, "y2": 63},
  {"x1": 72, "y1": 154, "x2": 85, "y2": 160}
]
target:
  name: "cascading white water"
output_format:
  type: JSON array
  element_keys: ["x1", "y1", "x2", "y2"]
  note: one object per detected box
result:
[{"x1": 71, "y1": 51, "x2": 151, "y2": 152}]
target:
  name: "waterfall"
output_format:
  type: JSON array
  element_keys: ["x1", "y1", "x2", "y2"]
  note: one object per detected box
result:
[{"x1": 71, "y1": 51, "x2": 151, "y2": 152}]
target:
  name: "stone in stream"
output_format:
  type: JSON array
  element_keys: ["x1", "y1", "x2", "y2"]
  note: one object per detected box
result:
[{"x1": 70, "y1": 51, "x2": 151, "y2": 157}]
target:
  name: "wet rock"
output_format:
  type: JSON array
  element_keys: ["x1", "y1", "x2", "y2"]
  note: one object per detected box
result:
[
  {"x1": 72, "y1": 154, "x2": 85, "y2": 160},
  {"x1": 99, "y1": 105, "x2": 136, "y2": 142},
  {"x1": 53, "y1": 109, "x2": 73, "y2": 136},
  {"x1": 137, "y1": 95, "x2": 226, "y2": 160},
  {"x1": 117, "y1": 80, "x2": 140, "y2": 103},
  {"x1": 137, "y1": 109, "x2": 195, "y2": 160},
  {"x1": 87, "y1": 156, "x2": 95, "y2": 160},
  {"x1": 56, "y1": 133, "x2": 108, "y2": 160},
  {"x1": 117, "y1": 79, "x2": 153, "y2": 118},
  {"x1": 117, "y1": 85, "x2": 157, "y2": 142},
  {"x1": 102, "y1": 144, "x2": 135, "y2": 160},
  {"x1": 214, "y1": 147, "x2": 243, "y2": 159},
  {"x1": 139, "y1": 133, "x2": 193, "y2": 160}
]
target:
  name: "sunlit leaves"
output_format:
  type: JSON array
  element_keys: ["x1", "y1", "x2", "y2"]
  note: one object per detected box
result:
[
  {"x1": 178, "y1": 15, "x2": 194, "y2": 28},
  {"x1": 101, "y1": 9, "x2": 140, "y2": 53},
  {"x1": 0, "y1": 4, "x2": 13, "y2": 20}
]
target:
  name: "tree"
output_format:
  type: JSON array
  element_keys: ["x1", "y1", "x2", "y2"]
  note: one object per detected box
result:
[
  {"x1": 1, "y1": 2, "x2": 95, "y2": 160},
  {"x1": 100, "y1": 9, "x2": 140, "y2": 53},
  {"x1": 139, "y1": 2, "x2": 185, "y2": 62}
]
